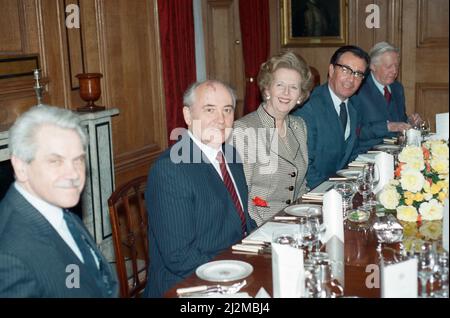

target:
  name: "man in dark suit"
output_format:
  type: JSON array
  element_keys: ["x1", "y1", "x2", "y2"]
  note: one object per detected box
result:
[
  {"x1": 0, "y1": 105, "x2": 117, "y2": 297},
  {"x1": 144, "y1": 80, "x2": 257, "y2": 297},
  {"x1": 292, "y1": 46, "x2": 370, "y2": 188},
  {"x1": 353, "y1": 41, "x2": 422, "y2": 153}
]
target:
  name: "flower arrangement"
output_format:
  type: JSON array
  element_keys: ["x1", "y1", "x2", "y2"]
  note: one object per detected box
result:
[{"x1": 379, "y1": 140, "x2": 449, "y2": 223}]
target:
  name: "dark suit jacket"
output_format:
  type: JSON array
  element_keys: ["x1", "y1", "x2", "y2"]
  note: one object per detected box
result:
[
  {"x1": 144, "y1": 133, "x2": 257, "y2": 297},
  {"x1": 292, "y1": 83, "x2": 359, "y2": 188},
  {"x1": 0, "y1": 186, "x2": 118, "y2": 297},
  {"x1": 353, "y1": 75, "x2": 407, "y2": 153}
]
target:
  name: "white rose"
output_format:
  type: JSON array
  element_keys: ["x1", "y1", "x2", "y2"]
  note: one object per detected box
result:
[
  {"x1": 400, "y1": 168, "x2": 425, "y2": 193},
  {"x1": 379, "y1": 187, "x2": 400, "y2": 210},
  {"x1": 399, "y1": 146, "x2": 423, "y2": 164},
  {"x1": 404, "y1": 159, "x2": 425, "y2": 171},
  {"x1": 419, "y1": 199, "x2": 444, "y2": 221},
  {"x1": 431, "y1": 142, "x2": 449, "y2": 159},
  {"x1": 397, "y1": 205, "x2": 419, "y2": 222},
  {"x1": 430, "y1": 158, "x2": 449, "y2": 174}
]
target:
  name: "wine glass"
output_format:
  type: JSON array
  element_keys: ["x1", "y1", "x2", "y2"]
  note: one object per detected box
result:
[
  {"x1": 417, "y1": 242, "x2": 436, "y2": 297},
  {"x1": 420, "y1": 119, "x2": 431, "y2": 137},
  {"x1": 333, "y1": 181, "x2": 357, "y2": 219},
  {"x1": 356, "y1": 165, "x2": 374, "y2": 211}
]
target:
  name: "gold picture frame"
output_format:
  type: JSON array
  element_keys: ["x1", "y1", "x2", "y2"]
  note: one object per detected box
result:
[{"x1": 281, "y1": 0, "x2": 347, "y2": 47}]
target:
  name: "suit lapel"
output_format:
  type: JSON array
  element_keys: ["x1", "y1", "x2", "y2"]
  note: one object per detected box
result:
[{"x1": 7, "y1": 187, "x2": 106, "y2": 296}]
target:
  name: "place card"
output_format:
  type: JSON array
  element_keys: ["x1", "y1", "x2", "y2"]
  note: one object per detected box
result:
[
  {"x1": 272, "y1": 243, "x2": 304, "y2": 298},
  {"x1": 381, "y1": 258, "x2": 418, "y2": 298}
]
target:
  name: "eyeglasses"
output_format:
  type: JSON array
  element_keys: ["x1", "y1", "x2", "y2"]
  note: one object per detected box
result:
[{"x1": 334, "y1": 63, "x2": 365, "y2": 80}]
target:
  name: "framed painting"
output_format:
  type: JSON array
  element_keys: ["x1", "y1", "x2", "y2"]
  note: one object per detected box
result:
[{"x1": 281, "y1": 0, "x2": 347, "y2": 47}]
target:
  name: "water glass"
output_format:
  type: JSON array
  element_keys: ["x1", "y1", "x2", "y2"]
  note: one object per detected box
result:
[
  {"x1": 333, "y1": 181, "x2": 356, "y2": 218},
  {"x1": 417, "y1": 242, "x2": 436, "y2": 297}
]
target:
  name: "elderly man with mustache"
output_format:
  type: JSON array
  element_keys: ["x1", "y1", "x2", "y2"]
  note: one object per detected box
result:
[{"x1": 0, "y1": 105, "x2": 118, "y2": 297}]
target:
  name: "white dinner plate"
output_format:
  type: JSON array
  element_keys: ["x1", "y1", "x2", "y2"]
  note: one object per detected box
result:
[
  {"x1": 373, "y1": 144, "x2": 401, "y2": 151},
  {"x1": 336, "y1": 169, "x2": 362, "y2": 179},
  {"x1": 196, "y1": 260, "x2": 253, "y2": 282},
  {"x1": 284, "y1": 204, "x2": 322, "y2": 217}
]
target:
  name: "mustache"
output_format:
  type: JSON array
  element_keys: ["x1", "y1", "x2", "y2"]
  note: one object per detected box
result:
[{"x1": 55, "y1": 179, "x2": 83, "y2": 189}]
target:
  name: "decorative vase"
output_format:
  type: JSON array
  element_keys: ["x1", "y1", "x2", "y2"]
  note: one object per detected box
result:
[{"x1": 76, "y1": 73, "x2": 105, "y2": 112}]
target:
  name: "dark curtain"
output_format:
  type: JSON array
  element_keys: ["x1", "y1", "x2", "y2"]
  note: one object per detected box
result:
[
  {"x1": 158, "y1": 0, "x2": 197, "y2": 145},
  {"x1": 239, "y1": 0, "x2": 270, "y2": 115}
]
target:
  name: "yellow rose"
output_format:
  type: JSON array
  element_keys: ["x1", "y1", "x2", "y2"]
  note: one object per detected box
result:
[
  {"x1": 423, "y1": 182, "x2": 431, "y2": 193},
  {"x1": 379, "y1": 187, "x2": 400, "y2": 210},
  {"x1": 438, "y1": 191, "x2": 448, "y2": 202},
  {"x1": 404, "y1": 191, "x2": 415, "y2": 200},
  {"x1": 414, "y1": 192, "x2": 424, "y2": 202},
  {"x1": 400, "y1": 168, "x2": 425, "y2": 193},
  {"x1": 419, "y1": 199, "x2": 444, "y2": 221},
  {"x1": 397, "y1": 205, "x2": 419, "y2": 222},
  {"x1": 431, "y1": 183, "x2": 441, "y2": 194}
]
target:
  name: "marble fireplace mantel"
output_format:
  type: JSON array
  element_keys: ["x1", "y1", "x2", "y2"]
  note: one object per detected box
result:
[{"x1": 0, "y1": 108, "x2": 119, "y2": 261}]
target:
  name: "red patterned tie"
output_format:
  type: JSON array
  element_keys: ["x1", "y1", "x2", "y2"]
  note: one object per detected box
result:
[
  {"x1": 216, "y1": 152, "x2": 246, "y2": 237},
  {"x1": 384, "y1": 86, "x2": 391, "y2": 104}
]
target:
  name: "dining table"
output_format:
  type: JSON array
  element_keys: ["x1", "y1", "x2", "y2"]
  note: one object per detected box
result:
[{"x1": 164, "y1": 193, "x2": 406, "y2": 298}]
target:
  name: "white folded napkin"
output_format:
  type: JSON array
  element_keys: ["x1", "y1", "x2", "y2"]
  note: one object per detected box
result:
[
  {"x1": 272, "y1": 243, "x2": 304, "y2": 298},
  {"x1": 372, "y1": 152, "x2": 394, "y2": 194},
  {"x1": 348, "y1": 161, "x2": 367, "y2": 168},
  {"x1": 355, "y1": 153, "x2": 377, "y2": 163},
  {"x1": 436, "y1": 112, "x2": 449, "y2": 140},
  {"x1": 443, "y1": 198, "x2": 449, "y2": 252},
  {"x1": 244, "y1": 222, "x2": 299, "y2": 243},
  {"x1": 325, "y1": 235, "x2": 345, "y2": 287},
  {"x1": 383, "y1": 138, "x2": 397, "y2": 145},
  {"x1": 255, "y1": 287, "x2": 271, "y2": 298},
  {"x1": 322, "y1": 189, "x2": 344, "y2": 242}
]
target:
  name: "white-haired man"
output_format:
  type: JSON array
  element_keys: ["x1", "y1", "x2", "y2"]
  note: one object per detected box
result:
[
  {"x1": 0, "y1": 105, "x2": 118, "y2": 297},
  {"x1": 353, "y1": 41, "x2": 422, "y2": 152}
]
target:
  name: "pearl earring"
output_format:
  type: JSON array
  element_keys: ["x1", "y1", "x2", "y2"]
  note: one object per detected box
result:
[{"x1": 266, "y1": 95, "x2": 271, "y2": 100}]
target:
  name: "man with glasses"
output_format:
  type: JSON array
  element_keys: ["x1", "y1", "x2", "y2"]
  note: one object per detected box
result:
[
  {"x1": 352, "y1": 42, "x2": 422, "y2": 153},
  {"x1": 292, "y1": 45, "x2": 369, "y2": 188}
]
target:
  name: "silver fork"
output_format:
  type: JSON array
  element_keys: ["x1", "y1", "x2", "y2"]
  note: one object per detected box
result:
[{"x1": 177, "y1": 280, "x2": 247, "y2": 297}]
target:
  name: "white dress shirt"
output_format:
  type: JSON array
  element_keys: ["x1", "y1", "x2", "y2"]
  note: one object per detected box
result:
[
  {"x1": 328, "y1": 85, "x2": 350, "y2": 140},
  {"x1": 188, "y1": 131, "x2": 244, "y2": 209},
  {"x1": 371, "y1": 72, "x2": 390, "y2": 95},
  {"x1": 14, "y1": 182, "x2": 99, "y2": 267}
]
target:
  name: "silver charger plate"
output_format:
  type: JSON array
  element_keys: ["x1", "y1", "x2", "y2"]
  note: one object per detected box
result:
[
  {"x1": 284, "y1": 204, "x2": 322, "y2": 217},
  {"x1": 196, "y1": 260, "x2": 253, "y2": 282}
]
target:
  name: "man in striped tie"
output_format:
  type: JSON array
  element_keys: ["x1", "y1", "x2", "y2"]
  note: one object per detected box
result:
[{"x1": 144, "y1": 80, "x2": 257, "y2": 298}]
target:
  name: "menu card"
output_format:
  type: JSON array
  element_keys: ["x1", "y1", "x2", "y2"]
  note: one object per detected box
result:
[
  {"x1": 272, "y1": 243, "x2": 304, "y2": 298},
  {"x1": 381, "y1": 258, "x2": 418, "y2": 298},
  {"x1": 322, "y1": 189, "x2": 344, "y2": 243}
]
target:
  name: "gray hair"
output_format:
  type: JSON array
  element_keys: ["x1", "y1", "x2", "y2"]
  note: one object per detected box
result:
[
  {"x1": 183, "y1": 79, "x2": 237, "y2": 109},
  {"x1": 9, "y1": 105, "x2": 87, "y2": 163},
  {"x1": 369, "y1": 42, "x2": 400, "y2": 65}
]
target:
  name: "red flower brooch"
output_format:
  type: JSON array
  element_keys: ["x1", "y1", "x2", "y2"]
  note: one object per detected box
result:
[{"x1": 252, "y1": 196, "x2": 269, "y2": 207}]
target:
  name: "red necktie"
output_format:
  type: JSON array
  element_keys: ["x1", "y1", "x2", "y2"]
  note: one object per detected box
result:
[
  {"x1": 384, "y1": 86, "x2": 391, "y2": 104},
  {"x1": 216, "y1": 152, "x2": 246, "y2": 237}
]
